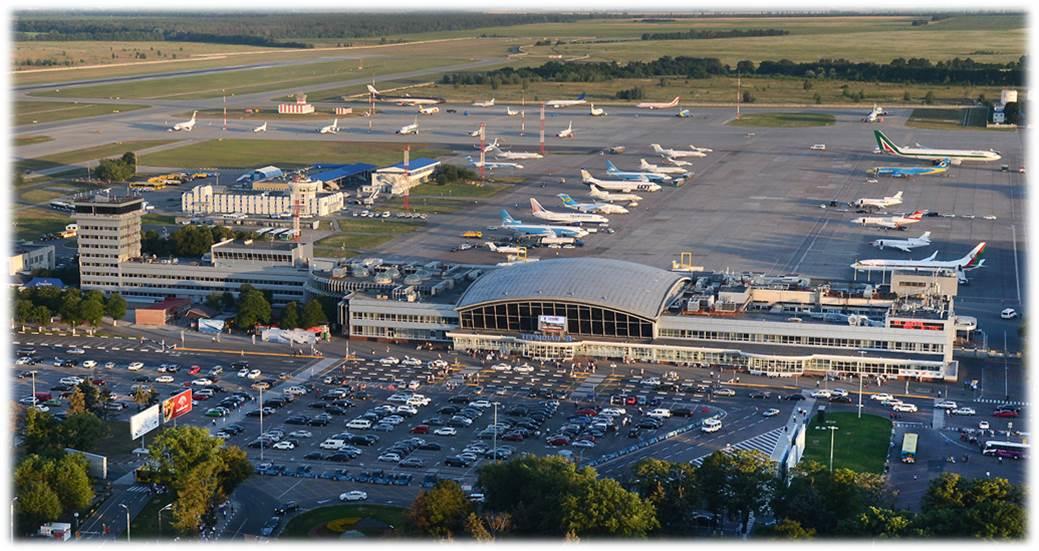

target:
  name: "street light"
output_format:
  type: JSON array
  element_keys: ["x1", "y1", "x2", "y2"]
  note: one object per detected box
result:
[
  {"x1": 492, "y1": 401, "x2": 500, "y2": 462},
  {"x1": 158, "y1": 503, "x2": 173, "y2": 537},
  {"x1": 857, "y1": 351, "x2": 866, "y2": 419},
  {"x1": 259, "y1": 386, "x2": 265, "y2": 463},
  {"x1": 824, "y1": 426, "x2": 840, "y2": 473},
  {"x1": 11, "y1": 496, "x2": 18, "y2": 542},
  {"x1": 119, "y1": 504, "x2": 130, "y2": 543}
]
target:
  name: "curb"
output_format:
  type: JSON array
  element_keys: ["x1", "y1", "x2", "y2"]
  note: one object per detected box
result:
[{"x1": 175, "y1": 346, "x2": 323, "y2": 359}]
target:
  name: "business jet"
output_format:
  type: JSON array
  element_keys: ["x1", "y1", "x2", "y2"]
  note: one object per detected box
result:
[
  {"x1": 558, "y1": 193, "x2": 628, "y2": 214},
  {"x1": 588, "y1": 184, "x2": 642, "y2": 204},
  {"x1": 689, "y1": 145, "x2": 713, "y2": 153},
  {"x1": 397, "y1": 118, "x2": 419, "y2": 135},
  {"x1": 418, "y1": 105, "x2": 440, "y2": 115},
  {"x1": 253, "y1": 121, "x2": 268, "y2": 133},
  {"x1": 636, "y1": 96, "x2": 680, "y2": 110},
  {"x1": 852, "y1": 210, "x2": 926, "y2": 230},
  {"x1": 468, "y1": 128, "x2": 482, "y2": 137},
  {"x1": 530, "y1": 198, "x2": 608, "y2": 225},
  {"x1": 605, "y1": 160, "x2": 671, "y2": 183},
  {"x1": 492, "y1": 145, "x2": 543, "y2": 160},
  {"x1": 556, "y1": 121, "x2": 575, "y2": 139},
  {"x1": 639, "y1": 158, "x2": 688, "y2": 175},
  {"x1": 366, "y1": 84, "x2": 442, "y2": 106},
  {"x1": 872, "y1": 232, "x2": 932, "y2": 252},
  {"x1": 853, "y1": 191, "x2": 903, "y2": 211},
  {"x1": 319, "y1": 118, "x2": 339, "y2": 134},
  {"x1": 479, "y1": 138, "x2": 500, "y2": 153},
  {"x1": 580, "y1": 169, "x2": 661, "y2": 193},
  {"x1": 505, "y1": 106, "x2": 519, "y2": 116},
  {"x1": 170, "y1": 111, "x2": 197, "y2": 132},
  {"x1": 486, "y1": 242, "x2": 525, "y2": 255},
  {"x1": 664, "y1": 157, "x2": 693, "y2": 167},
  {"x1": 473, "y1": 98, "x2": 495, "y2": 107},
  {"x1": 589, "y1": 104, "x2": 607, "y2": 117},
  {"x1": 874, "y1": 130, "x2": 1000, "y2": 164},
  {"x1": 499, "y1": 209, "x2": 588, "y2": 238},
  {"x1": 467, "y1": 156, "x2": 523, "y2": 170},
  {"x1": 851, "y1": 242, "x2": 986, "y2": 274},
  {"x1": 863, "y1": 104, "x2": 886, "y2": 123},
  {"x1": 546, "y1": 93, "x2": 587, "y2": 109},
  {"x1": 651, "y1": 144, "x2": 706, "y2": 158}
]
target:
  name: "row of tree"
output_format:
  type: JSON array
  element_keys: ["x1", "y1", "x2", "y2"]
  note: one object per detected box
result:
[
  {"x1": 429, "y1": 164, "x2": 479, "y2": 186},
  {"x1": 641, "y1": 28, "x2": 789, "y2": 40},
  {"x1": 141, "y1": 224, "x2": 237, "y2": 259},
  {"x1": 14, "y1": 453, "x2": 94, "y2": 536},
  {"x1": 14, "y1": 287, "x2": 126, "y2": 328},
  {"x1": 94, "y1": 152, "x2": 137, "y2": 183}
]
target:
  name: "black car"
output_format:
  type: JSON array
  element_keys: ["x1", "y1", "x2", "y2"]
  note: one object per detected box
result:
[
  {"x1": 285, "y1": 416, "x2": 310, "y2": 425},
  {"x1": 785, "y1": 394, "x2": 806, "y2": 401},
  {"x1": 448, "y1": 395, "x2": 473, "y2": 404},
  {"x1": 273, "y1": 501, "x2": 299, "y2": 515},
  {"x1": 309, "y1": 414, "x2": 332, "y2": 426},
  {"x1": 438, "y1": 406, "x2": 460, "y2": 415},
  {"x1": 628, "y1": 427, "x2": 642, "y2": 438},
  {"x1": 829, "y1": 395, "x2": 852, "y2": 403},
  {"x1": 261, "y1": 516, "x2": 281, "y2": 537},
  {"x1": 308, "y1": 402, "x2": 327, "y2": 409},
  {"x1": 225, "y1": 424, "x2": 245, "y2": 435},
  {"x1": 417, "y1": 441, "x2": 442, "y2": 451},
  {"x1": 303, "y1": 451, "x2": 325, "y2": 460},
  {"x1": 325, "y1": 406, "x2": 349, "y2": 416},
  {"x1": 444, "y1": 456, "x2": 470, "y2": 468},
  {"x1": 326, "y1": 453, "x2": 353, "y2": 463},
  {"x1": 671, "y1": 407, "x2": 694, "y2": 417},
  {"x1": 354, "y1": 391, "x2": 370, "y2": 400},
  {"x1": 350, "y1": 434, "x2": 378, "y2": 446},
  {"x1": 749, "y1": 391, "x2": 771, "y2": 399}
]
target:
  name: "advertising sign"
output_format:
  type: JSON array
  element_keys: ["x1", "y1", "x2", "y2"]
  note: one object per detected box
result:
[
  {"x1": 538, "y1": 315, "x2": 567, "y2": 334},
  {"x1": 198, "y1": 319, "x2": 225, "y2": 334},
  {"x1": 130, "y1": 404, "x2": 161, "y2": 439},
  {"x1": 162, "y1": 389, "x2": 193, "y2": 423}
]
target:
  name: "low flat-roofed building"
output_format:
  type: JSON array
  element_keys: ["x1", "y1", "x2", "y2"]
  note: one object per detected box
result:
[
  {"x1": 371, "y1": 158, "x2": 440, "y2": 196},
  {"x1": 10, "y1": 243, "x2": 56, "y2": 276},
  {"x1": 181, "y1": 184, "x2": 346, "y2": 217}
]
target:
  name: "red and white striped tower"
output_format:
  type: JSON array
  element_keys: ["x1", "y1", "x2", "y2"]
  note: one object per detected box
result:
[
  {"x1": 539, "y1": 103, "x2": 546, "y2": 156},
  {"x1": 402, "y1": 145, "x2": 411, "y2": 211},
  {"x1": 292, "y1": 197, "x2": 301, "y2": 243},
  {"x1": 478, "y1": 123, "x2": 486, "y2": 182}
]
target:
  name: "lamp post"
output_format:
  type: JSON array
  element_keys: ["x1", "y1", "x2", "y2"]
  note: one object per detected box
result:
[
  {"x1": 825, "y1": 426, "x2": 840, "y2": 472},
  {"x1": 857, "y1": 351, "x2": 866, "y2": 419},
  {"x1": 73, "y1": 512, "x2": 79, "y2": 540},
  {"x1": 492, "y1": 401, "x2": 500, "y2": 462},
  {"x1": 158, "y1": 503, "x2": 173, "y2": 537},
  {"x1": 11, "y1": 496, "x2": 18, "y2": 542},
  {"x1": 119, "y1": 504, "x2": 130, "y2": 543},
  {"x1": 259, "y1": 386, "x2": 265, "y2": 462}
]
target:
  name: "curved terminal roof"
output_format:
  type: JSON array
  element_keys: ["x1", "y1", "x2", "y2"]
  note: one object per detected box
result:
[{"x1": 456, "y1": 258, "x2": 689, "y2": 320}]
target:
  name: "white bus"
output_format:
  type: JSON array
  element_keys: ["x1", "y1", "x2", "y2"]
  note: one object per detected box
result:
[
  {"x1": 982, "y1": 441, "x2": 1028, "y2": 459},
  {"x1": 254, "y1": 228, "x2": 275, "y2": 239},
  {"x1": 49, "y1": 200, "x2": 74, "y2": 212}
]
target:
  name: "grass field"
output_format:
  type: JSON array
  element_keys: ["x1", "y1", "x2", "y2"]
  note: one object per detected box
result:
[
  {"x1": 19, "y1": 140, "x2": 176, "y2": 176},
  {"x1": 281, "y1": 504, "x2": 406, "y2": 538},
  {"x1": 128, "y1": 496, "x2": 178, "y2": 540},
  {"x1": 15, "y1": 135, "x2": 53, "y2": 146},
  {"x1": 727, "y1": 112, "x2": 836, "y2": 127},
  {"x1": 139, "y1": 139, "x2": 449, "y2": 169},
  {"x1": 905, "y1": 107, "x2": 996, "y2": 130},
  {"x1": 16, "y1": 101, "x2": 148, "y2": 126},
  {"x1": 142, "y1": 213, "x2": 177, "y2": 225},
  {"x1": 313, "y1": 218, "x2": 424, "y2": 258},
  {"x1": 382, "y1": 181, "x2": 509, "y2": 214},
  {"x1": 15, "y1": 41, "x2": 275, "y2": 70},
  {"x1": 801, "y1": 412, "x2": 892, "y2": 474},
  {"x1": 14, "y1": 207, "x2": 72, "y2": 241}
]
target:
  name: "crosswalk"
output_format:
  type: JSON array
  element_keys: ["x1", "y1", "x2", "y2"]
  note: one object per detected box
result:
[
  {"x1": 125, "y1": 485, "x2": 151, "y2": 494},
  {"x1": 689, "y1": 427, "x2": 786, "y2": 467},
  {"x1": 973, "y1": 398, "x2": 1029, "y2": 407}
]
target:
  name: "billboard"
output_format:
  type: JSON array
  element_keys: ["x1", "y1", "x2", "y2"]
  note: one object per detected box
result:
[
  {"x1": 198, "y1": 319, "x2": 225, "y2": 334},
  {"x1": 162, "y1": 389, "x2": 193, "y2": 423},
  {"x1": 538, "y1": 315, "x2": 567, "y2": 334},
  {"x1": 130, "y1": 404, "x2": 161, "y2": 440},
  {"x1": 64, "y1": 448, "x2": 108, "y2": 480}
]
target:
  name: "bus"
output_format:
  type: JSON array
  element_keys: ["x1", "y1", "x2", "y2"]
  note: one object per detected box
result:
[
  {"x1": 49, "y1": 200, "x2": 74, "y2": 213},
  {"x1": 276, "y1": 229, "x2": 296, "y2": 241},
  {"x1": 900, "y1": 432, "x2": 918, "y2": 463},
  {"x1": 130, "y1": 181, "x2": 166, "y2": 191},
  {"x1": 982, "y1": 441, "x2": 1029, "y2": 459},
  {"x1": 254, "y1": 228, "x2": 275, "y2": 239}
]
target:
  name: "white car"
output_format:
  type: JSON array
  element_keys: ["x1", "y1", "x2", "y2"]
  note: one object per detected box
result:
[
  {"x1": 429, "y1": 359, "x2": 448, "y2": 369},
  {"x1": 646, "y1": 408, "x2": 672, "y2": 419},
  {"x1": 19, "y1": 396, "x2": 39, "y2": 405},
  {"x1": 346, "y1": 419, "x2": 372, "y2": 430},
  {"x1": 979, "y1": 420, "x2": 990, "y2": 430},
  {"x1": 951, "y1": 407, "x2": 976, "y2": 416},
  {"x1": 285, "y1": 386, "x2": 307, "y2": 396},
  {"x1": 892, "y1": 403, "x2": 918, "y2": 413},
  {"x1": 382, "y1": 415, "x2": 405, "y2": 426},
  {"x1": 870, "y1": 393, "x2": 893, "y2": 401},
  {"x1": 396, "y1": 405, "x2": 418, "y2": 415},
  {"x1": 339, "y1": 491, "x2": 368, "y2": 502},
  {"x1": 830, "y1": 388, "x2": 849, "y2": 398},
  {"x1": 272, "y1": 441, "x2": 295, "y2": 450},
  {"x1": 238, "y1": 368, "x2": 250, "y2": 377},
  {"x1": 67, "y1": 348, "x2": 86, "y2": 355},
  {"x1": 387, "y1": 394, "x2": 410, "y2": 404},
  {"x1": 713, "y1": 388, "x2": 736, "y2": 397},
  {"x1": 155, "y1": 375, "x2": 175, "y2": 383},
  {"x1": 935, "y1": 400, "x2": 958, "y2": 410},
  {"x1": 104, "y1": 361, "x2": 116, "y2": 369},
  {"x1": 810, "y1": 144, "x2": 827, "y2": 151},
  {"x1": 763, "y1": 408, "x2": 781, "y2": 417},
  {"x1": 514, "y1": 363, "x2": 534, "y2": 373},
  {"x1": 469, "y1": 400, "x2": 492, "y2": 409},
  {"x1": 192, "y1": 378, "x2": 214, "y2": 386},
  {"x1": 880, "y1": 398, "x2": 903, "y2": 406},
  {"x1": 288, "y1": 430, "x2": 312, "y2": 438},
  {"x1": 491, "y1": 363, "x2": 512, "y2": 372},
  {"x1": 247, "y1": 369, "x2": 262, "y2": 380},
  {"x1": 642, "y1": 377, "x2": 661, "y2": 386},
  {"x1": 407, "y1": 380, "x2": 422, "y2": 390},
  {"x1": 379, "y1": 357, "x2": 400, "y2": 366},
  {"x1": 701, "y1": 418, "x2": 722, "y2": 433},
  {"x1": 60, "y1": 376, "x2": 83, "y2": 385},
  {"x1": 572, "y1": 439, "x2": 596, "y2": 448},
  {"x1": 810, "y1": 389, "x2": 832, "y2": 399},
  {"x1": 81, "y1": 360, "x2": 97, "y2": 369},
  {"x1": 434, "y1": 427, "x2": 457, "y2": 436},
  {"x1": 407, "y1": 395, "x2": 431, "y2": 407},
  {"x1": 1001, "y1": 308, "x2": 1019, "y2": 319},
  {"x1": 377, "y1": 452, "x2": 401, "y2": 463},
  {"x1": 401, "y1": 357, "x2": 422, "y2": 366}
]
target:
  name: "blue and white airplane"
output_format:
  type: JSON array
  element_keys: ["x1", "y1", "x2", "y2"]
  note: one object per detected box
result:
[
  {"x1": 499, "y1": 209, "x2": 589, "y2": 238},
  {"x1": 558, "y1": 193, "x2": 628, "y2": 214},
  {"x1": 605, "y1": 159, "x2": 671, "y2": 183},
  {"x1": 870, "y1": 158, "x2": 951, "y2": 178}
]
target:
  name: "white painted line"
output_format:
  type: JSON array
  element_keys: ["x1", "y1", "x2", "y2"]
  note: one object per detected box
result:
[
  {"x1": 111, "y1": 347, "x2": 121, "y2": 351},
  {"x1": 1012, "y1": 225, "x2": 1021, "y2": 303},
  {"x1": 82, "y1": 345, "x2": 92, "y2": 349},
  {"x1": 54, "y1": 343, "x2": 64, "y2": 347}
]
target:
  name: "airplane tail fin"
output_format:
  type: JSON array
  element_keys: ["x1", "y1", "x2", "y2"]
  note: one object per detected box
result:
[
  {"x1": 937, "y1": 158, "x2": 951, "y2": 168},
  {"x1": 366, "y1": 84, "x2": 380, "y2": 95},
  {"x1": 962, "y1": 242, "x2": 986, "y2": 268},
  {"x1": 651, "y1": 144, "x2": 664, "y2": 154},
  {"x1": 892, "y1": 191, "x2": 904, "y2": 201},
  {"x1": 529, "y1": 197, "x2": 545, "y2": 214},
  {"x1": 485, "y1": 242, "x2": 497, "y2": 252},
  {"x1": 919, "y1": 231, "x2": 931, "y2": 242},
  {"x1": 588, "y1": 184, "x2": 602, "y2": 195},
  {"x1": 605, "y1": 160, "x2": 619, "y2": 172},
  {"x1": 671, "y1": 96, "x2": 680, "y2": 106},
  {"x1": 923, "y1": 251, "x2": 939, "y2": 261},
  {"x1": 580, "y1": 169, "x2": 594, "y2": 183},
  {"x1": 640, "y1": 159, "x2": 652, "y2": 169},
  {"x1": 333, "y1": 118, "x2": 338, "y2": 127},
  {"x1": 558, "y1": 194, "x2": 576, "y2": 206},
  {"x1": 190, "y1": 111, "x2": 197, "y2": 121},
  {"x1": 908, "y1": 210, "x2": 926, "y2": 220},
  {"x1": 874, "y1": 130, "x2": 902, "y2": 156},
  {"x1": 576, "y1": 93, "x2": 586, "y2": 100},
  {"x1": 500, "y1": 209, "x2": 516, "y2": 224}
]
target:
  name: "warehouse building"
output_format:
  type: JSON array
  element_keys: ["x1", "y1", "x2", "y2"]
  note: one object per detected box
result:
[
  {"x1": 181, "y1": 183, "x2": 346, "y2": 218},
  {"x1": 10, "y1": 243, "x2": 56, "y2": 276},
  {"x1": 370, "y1": 158, "x2": 440, "y2": 196}
]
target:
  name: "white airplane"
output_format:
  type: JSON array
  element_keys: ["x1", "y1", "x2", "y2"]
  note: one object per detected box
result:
[
  {"x1": 874, "y1": 130, "x2": 1000, "y2": 165},
  {"x1": 530, "y1": 197, "x2": 608, "y2": 225},
  {"x1": 556, "y1": 121, "x2": 575, "y2": 139},
  {"x1": 605, "y1": 160, "x2": 671, "y2": 183},
  {"x1": 588, "y1": 184, "x2": 642, "y2": 204},
  {"x1": 170, "y1": 111, "x2": 197, "y2": 132},
  {"x1": 664, "y1": 157, "x2": 693, "y2": 167},
  {"x1": 546, "y1": 93, "x2": 587, "y2": 109},
  {"x1": 253, "y1": 121, "x2": 268, "y2": 133},
  {"x1": 467, "y1": 156, "x2": 523, "y2": 170},
  {"x1": 589, "y1": 104, "x2": 607, "y2": 117},
  {"x1": 580, "y1": 169, "x2": 661, "y2": 193},
  {"x1": 864, "y1": 104, "x2": 886, "y2": 123},
  {"x1": 473, "y1": 98, "x2": 495, "y2": 107},
  {"x1": 485, "y1": 242, "x2": 525, "y2": 255},
  {"x1": 853, "y1": 191, "x2": 903, "y2": 211},
  {"x1": 418, "y1": 105, "x2": 440, "y2": 115},
  {"x1": 851, "y1": 242, "x2": 986, "y2": 273},
  {"x1": 319, "y1": 118, "x2": 339, "y2": 134},
  {"x1": 397, "y1": 117, "x2": 419, "y2": 135},
  {"x1": 872, "y1": 231, "x2": 932, "y2": 252},
  {"x1": 651, "y1": 144, "x2": 705, "y2": 158},
  {"x1": 689, "y1": 145, "x2": 713, "y2": 153},
  {"x1": 492, "y1": 145, "x2": 542, "y2": 160},
  {"x1": 468, "y1": 128, "x2": 482, "y2": 137},
  {"x1": 505, "y1": 106, "x2": 519, "y2": 116},
  {"x1": 366, "y1": 84, "x2": 442, "y2": 106},
  {"x1": 558, "y1": 193, "x2": 628, "y2": 214},
  {"x1": 479, "y1": 138, "x2": 500, "y2": 153},
  {"x1": 852, "y1": 209, "x2": 926, "y2": 230},
  {"x1": 499, "y1": 209, "x2": 588, "y2": 238},
  {"x1": 636, "y1": 96, "x2": 680, "y2": 110},
  {"x1": 639, "y1": 158, "x2": 688, "y2": 175}
]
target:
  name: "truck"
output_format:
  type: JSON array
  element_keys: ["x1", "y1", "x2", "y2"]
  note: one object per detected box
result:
[{"x1": 462, "y1": 231, "x2": 483, "y2": 239}]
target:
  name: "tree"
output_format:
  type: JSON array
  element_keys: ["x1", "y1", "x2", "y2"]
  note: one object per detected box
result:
[
  {"x1": 121, "y1": 151, "x2": 137, "y2": 169},
  {"x1": 15, "y1": 480, "x2": 62, "y2": 534},
  {"x1": 465, "y1": 513, "x2": 493, "y2": 541},
  {"x1": 696, "y1": 450, "x2": 774, "y2": 534},
  {"x1": 1002, "y1": 101, "x2": 1019, "y2": 124},
  {"x1": 104, "y1": 293, "x2": 127, "y2": 322},
  {"x1": 802, "y1": 79, "x2": 812, "y2": 90},
  {"x1": 560, "y1": 476, "x2": 658, "y2": 537},
  {"x1": 301, "y1": 298, "x2": 327, "y2": 328},
  {"x1": 281, "y1": 302, "x2": 300, "y2": 329},
  {"x1": 94, "y1": 157, "x2": 135, "y2": 183},
  {"x1": 59, "y1": 290, "x2": 82, "y2": 326},
  {"x1": 221, "y1": 291, "x2": 236, "y2": 311},
  {"x1": 742, "y1": 90, "x2": 755, "y2": 103},
  {"x1": 915, "y1": 474, "x2": 1024, "y2": 538},
  {"x1": 771, "y1": 460, "x2": 891, "y2": 537},
  {"x1": 67, "y1": 388, "x2": 88, "y2": 415},
  {"x1": 736, "y1": 60, "x2": 755, "y2": 74},
  {"x1": 61, "y1": 412, "x2": 107, "y2": 450},
  {"x1": 853, "y1": 506, "x2": 916, "y2": 538},
  {"x1": 408, "y1": 480, "x2": 472, "y2": 538},
  {"x1": 924, "y1": 90, "x2": 935, "y2": 105},
  {"x1": 133, "y1": 386, "x2": 156, "y2": 410},
  {"x1": 16, "y1": 299, "x2": 34, "y2": 323},
  {"x1": 205, "y1": 292, "x2": 224, "y2": 311},
  {"x1": 79, "y1": 298, "x2": 105, "y2": 327},
  {"x1": 49, "y1": 454, "x2": 95, "y2": 512},
  {"x1": 630, "y1": 458, "x2": 697, "y2": 534},
  {"x1": 235, "y1": 288, "x2": 271, "y2": 329},
  {"x1": 31, "y1": 305, "x2": 52, "y2": 327},
  {"x1": 15, "y1": 453, "x2": 94, "y2": 534},
  {"x1": 903, "y1": 90, "x2": 912, "y2": 101},
  {"x1": 760, "y1": 519, "x2": 816, "y2": 539},
  {"x1": 22, "y1": 408, "x2": 62, "y2": 457}
]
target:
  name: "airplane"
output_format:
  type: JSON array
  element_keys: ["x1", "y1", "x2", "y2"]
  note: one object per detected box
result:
[
  {"x1": 689, "y1": 145, "x2": 713, "y2": 153},
  {"x1": 530, "y1": 198, "x2": 608, "y2": 225},
  {"x1": 874, "y1": 130, "x2": 1001, "y2": 165},
  {"x1": 479, "y1": 138, "x2": 500, "y2": 153},
  {"x1": 639, "y1": 158, "x2": 688, "y2": 175},
  {"x1": 872, "y1": 231, "x2": 931, "y2": 252},
  {"x1": 851, "y1": 209, "x2": 926, "y2": 230},
  {"x1": 664, "y1": 157, "x2": 693, "y2": 167},
  {"x1": 546, "y1": 93, "x2": 587, "y2": 109},
  {"x1": 499, "y1": 209, "x2": 589, "y2": 238},
  {"x1": 485, "y1": 242, "x2": 525, "y2": 255},
  {"x1": 676, "y1": 109, "x2": 691, "y2": 118},
  {"x1": 588, "y1": 184, "x2": 642, "y2": 204},
  {"x1": 396, "y1": 117, "x2": 419, "y2": 135},
  {"x1": 871, "y1": 158, "x2": 950, "y2": 178},
  {"x1": 366, "y1": 84, "x2": 442, "y2": 106},
  {"x1": 418, "y1": 105, "x2": 440, "y2": 115},
  {"x1": 851, "y1": 242, "x2": 986, "y2": 274},
  {"x1": 468, "y1": 128, "x2": 482, "y2": 137},
  {"x1": 590, "y1": 104, "x2": 607, "y2": 117},
  {"x1": 492, "y1": 145, "x2": 543, "y2": 160},
  {"x1": 473, "y1": 98, "x2": 495, "y2": 107},
  {"x1": 467, "y1": 156, "x2": 524, "y2": 170},
  {"x1": 557, "y1": 193, "x2": 628, "y2": 214},
  {"x1": 580, "y1": 169, "x2": 662, "y2": 192},
  {"x1": 605, "y1": 159, "x2": 671, "y2": 183},
  {"x1": 319, "y1": 118, "x2": 339, "y2": 134},
  {"x1": 863, "y1": 104, "x2": 887, "y2": 123},
  {"x1": 636, "y1": 96, "x2": 680, "y2": 110},
  {"x1": 556, "y1": 121, "x2": 575, "y2": 139},
  {"x1": 505, "y1": 106, "x2": 519, "y2": 116},
  {"x1": 651, "y1": 144, "x2": 706, "y2": 158},
  {"x1": 253, "y1": 121, "x2": 268, "y2": 133},
  {"x1": 853, "y1": 191, "x2": 904, "y2": 211},
  {"x1": 170, "y1": 111, "x2": 197, "y2": 132}
]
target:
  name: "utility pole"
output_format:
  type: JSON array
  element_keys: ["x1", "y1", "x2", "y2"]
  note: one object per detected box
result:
[
  {"x1": 539, "y1": 103, "x2": 546, "y2": 156},
  {"x1": 826, "y1": 426, "x2": 839, "y2": 472},
  {"x1": 259, "y1": 386, "x2": 264, "y2": 463},
  {"x1": 857, "y1": 351, "x2": 866, "y2": 419},
  {"x1": 119, "y1": 504, "x2": 130, "y2": 543},
  {"x1": 520, "y1": 110, "x2": 525, "y2": 136},
  {"x1": 222, "y1": 90, "x2": 227, "y2": 131}
]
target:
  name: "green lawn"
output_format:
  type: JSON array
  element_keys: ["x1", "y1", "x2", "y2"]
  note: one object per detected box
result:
[
  {"x1": 15, "y1": 135, "x2": 53, "y2": 146},
  {"x1": 728, "y1": 112, "x2": 836, "y2": 127},
  {"x1": 18, "y1": 140, "x2": 177, "y2": 176},
  {"x1": 280, "y1": 504, "x2": 406, "y2": 538},
  {"x1": 141, "y1": 214, "x2": 177, "y2": 226},
  {"x1": 18, "y1": 188, "x2": 66, "y2": 204},
  {"x1": 801, "y1": 412, "x2": 892, "y2": 474},
  {"x1": 14, "y1": 207, "x2": 73, "y2": 241},
  {"x1": 128, "y1": 495, "x2": 178, "y2": 540},
  {"x1": 313, "y1": 218, "x2": 424, "y2": 258},
  {"x1": 139, "y1": 139, "x2": 450, "y2": 169},
  {"x1": 410, "y1": 180, "x2": 507, "y2": 199},
  {"x1": 16, "y1": 101, "x2": 148, "y2": 126},
  {"x1": 906, "y1": 107, "x2": 996, "y2": 130}
]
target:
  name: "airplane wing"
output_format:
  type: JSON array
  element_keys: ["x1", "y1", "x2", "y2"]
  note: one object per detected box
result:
[
  {"x1": 878, "y1": 221, "x2": 897, "y2": 229},
  {"x1": 891, "y1": 244, "x2": 912, "y2": 253},
  {"x1": 922, "y1": 251, "x2": 939, "y2": 261}
]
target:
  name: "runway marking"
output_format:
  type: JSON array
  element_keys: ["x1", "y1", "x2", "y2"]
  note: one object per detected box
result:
[{"x1": 1011, "y1": 224, "x2": 1021, "y2": 303}]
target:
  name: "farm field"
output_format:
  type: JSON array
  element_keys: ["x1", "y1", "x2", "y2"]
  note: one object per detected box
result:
[{"x1": 14, "y1": 41, "x2": 273, "y2": 70}]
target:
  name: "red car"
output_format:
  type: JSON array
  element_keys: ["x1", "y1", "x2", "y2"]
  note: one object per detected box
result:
[
  {"x1": 502, "y1": 431, "x2": 525, "y2": 442},
  {"x1": 575, "y1": 408, "x2": 597, "y2": 416},
  {"x1": 410, "y1": 425, "x2": 430, "y2": 434},
  {"x1": 546, "y1": 436, "x2": 570, "y2": 446},
  {"x1": 993, "y1": 409, "x2": 1020, "y2": 418},
  {"x1": 189, "y1": 365, "x2": 202, "y2": 375}
]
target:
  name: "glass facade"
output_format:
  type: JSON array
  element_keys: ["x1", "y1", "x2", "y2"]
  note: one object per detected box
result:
[{"x1": 458, "y1": 301, "x2": 654, "y2": 339}]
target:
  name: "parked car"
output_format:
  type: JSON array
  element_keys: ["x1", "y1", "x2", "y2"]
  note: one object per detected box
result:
[{"x1": 339, "y1": 491, "x2": 368, "y2": 502}]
